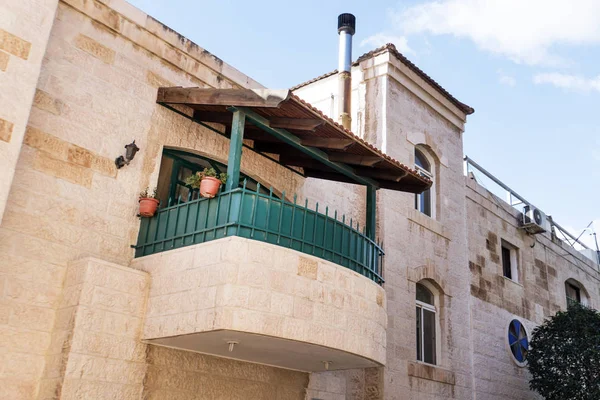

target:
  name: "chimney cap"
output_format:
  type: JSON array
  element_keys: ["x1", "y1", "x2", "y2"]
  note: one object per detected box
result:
[{"x1": 338, "y1": 13, "x2": 356, "y2": 35}]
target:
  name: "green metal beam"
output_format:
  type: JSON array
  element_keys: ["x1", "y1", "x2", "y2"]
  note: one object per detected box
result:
[
  {"x1": 366, "y1": 185, "x2": 377, "y2": 239},
  {"x1": 230, "y1": 106, "x2": 379, "y2": 188},
  {"x1": 226, "y1": 110, "x2": 245, "y2": 190}
]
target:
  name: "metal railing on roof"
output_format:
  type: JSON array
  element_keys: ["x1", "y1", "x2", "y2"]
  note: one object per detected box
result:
[
  {"x1": 464, "y1": 156, "x2": 599, "y2": 265},
  {"x1": 134, "y1": 181, "x2": 385, "y2": 284}
]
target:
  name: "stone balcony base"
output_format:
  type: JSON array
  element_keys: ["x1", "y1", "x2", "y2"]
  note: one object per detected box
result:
[{"x1": 131, "y1": 237, "x2": 387, "y2": 372}]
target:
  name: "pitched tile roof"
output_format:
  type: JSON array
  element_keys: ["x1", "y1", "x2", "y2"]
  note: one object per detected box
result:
[{"x1": 291, "y1": 43, "x2": 474, "y2": 115}]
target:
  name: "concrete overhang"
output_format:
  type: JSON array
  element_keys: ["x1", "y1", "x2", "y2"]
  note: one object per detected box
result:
[
  {"x1": 131, "y1": 237, "x2": 387, "y2": 372},
  {"x1": 148, "y1": 330, "x2": 380, "y2": 372}
]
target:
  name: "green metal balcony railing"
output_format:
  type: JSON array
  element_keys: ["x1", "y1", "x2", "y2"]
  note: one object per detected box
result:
[{"x1": 134, "y1": 182, "x2": 384, "y2": 284}]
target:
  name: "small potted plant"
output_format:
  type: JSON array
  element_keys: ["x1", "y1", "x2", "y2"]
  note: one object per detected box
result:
[
  {"x1": 185, "y1": 168, "x2": 228, "y2": 198},
  {"x1": 139, "y1": 187, "x2": 159, "y2": 217}
]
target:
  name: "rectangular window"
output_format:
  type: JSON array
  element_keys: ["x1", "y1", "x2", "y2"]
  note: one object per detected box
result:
[
  {"x1": 501, "y1": 240, "x2": 519, "y2": 282},
  {"x1": 416, "y1": 304, "x2": 436, "y2": 365}
]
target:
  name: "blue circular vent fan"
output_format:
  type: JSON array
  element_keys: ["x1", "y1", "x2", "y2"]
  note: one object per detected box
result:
[{"x1": 508, "y1": 319, "x2": 528, "y2": 363}]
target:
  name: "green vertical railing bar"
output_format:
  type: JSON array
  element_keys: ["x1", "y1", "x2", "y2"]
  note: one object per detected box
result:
[
  {"x1": 366, "y1": 185, "x2": 377, "y2": 240},
  {"x1": 134, "y1": 187, "x2": 384, "y2": 284},
  {"x1": 226, "y1": 110, "x2": 245, "y2": 191}
]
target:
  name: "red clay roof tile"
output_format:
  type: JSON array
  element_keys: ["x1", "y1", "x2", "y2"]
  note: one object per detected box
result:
[{"x1": 292, "y1": 43, "x2": 474, "y2": 115}]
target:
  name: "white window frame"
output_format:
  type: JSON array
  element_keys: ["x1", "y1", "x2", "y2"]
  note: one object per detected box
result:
[
  {"x1": 501, "y1": 240, "x2": 519, "y2": 283},
  {"x1": 414, "y1": 148, "x2": 436, "y2": 219},
  {"x1": 416, "y1": 282, "x2": 440, "y2": 365}
]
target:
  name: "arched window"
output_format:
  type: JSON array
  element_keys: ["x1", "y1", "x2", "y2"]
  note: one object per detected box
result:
[
  {"x1": 414, "y1": 148, "x2": 433, "y2": 217},
  {"x1": 416, "y1": 282, "x2": 437, "y2": 365},
  {"x1": 156, "y1": 149, "x2": 273, "y2": 208},
  {"x1": 565, "y1": 279, "x2": 588, "y2": 307}
]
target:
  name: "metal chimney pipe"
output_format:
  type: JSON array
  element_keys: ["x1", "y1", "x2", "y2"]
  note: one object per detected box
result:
[{"x1": 337, "y1": 13, "x2": 355, "y2": 130}]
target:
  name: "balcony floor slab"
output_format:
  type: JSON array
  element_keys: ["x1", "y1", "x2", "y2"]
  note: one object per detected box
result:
[{"x1": 147, "y1": 329, "x2": 380, "y2": 372}]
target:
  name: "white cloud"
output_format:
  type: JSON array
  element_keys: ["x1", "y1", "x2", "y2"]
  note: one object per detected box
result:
[
  {"x1": 497, "y1": 70, "x2": 516, "y2": 87},
  {"x1": 394, "y1": 0, "x2": 600, "y2": 66},
  {"x1": 533, "y1": 73, "x2": 600, "y2": 92},
  {"x1": 360, "y1": 34, "x2": 414, "y2": 55}
]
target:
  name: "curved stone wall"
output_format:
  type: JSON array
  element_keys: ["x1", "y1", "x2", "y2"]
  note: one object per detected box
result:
[{"x1": 131, "y1": 236, "x2": 387, "y2": 366}]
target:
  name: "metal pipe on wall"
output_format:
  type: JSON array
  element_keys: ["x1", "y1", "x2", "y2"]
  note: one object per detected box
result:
[{"x1": 337, "y1": 13, "x2": 355, "y2": 130}]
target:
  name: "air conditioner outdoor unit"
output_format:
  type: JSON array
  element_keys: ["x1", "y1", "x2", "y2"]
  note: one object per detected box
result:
[{"x1": 521, "y1": 205, "x2": 551, "y2": 234}]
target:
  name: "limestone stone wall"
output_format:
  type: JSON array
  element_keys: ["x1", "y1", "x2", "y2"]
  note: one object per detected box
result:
[
  {"x1": 466, "y1": 177, "x2": 600, "y2": 400},
  {"x1": 31, "y1": 256, "x2": 308, "y2": 400},
  {"x1": 143, "y1": 345, "x2": 308, "y2": 400},
  {"x1": 0, "y1": 0, "x2": 59, "y2": 224},
  {"x1": 131, "y1": 236, "x2": 387, "y2": 365},
  {"x1": 466, "y1": 177, "x2": 599, "y2": 319},
  {"x1": 37, "y1": 258, "x2": 149, "y2": 400},
  {"x1": 378, "y1": 61, "x2": 473, "y2": 399},
  {"x1": 296, "y1": 49, "x2": 473, "y2": 399},
  {"x1": 0, "y1": 0, "x2": 313, "y2": 398},
  {"x1": 305, "y1": 368, "x2": 383, "y2": 400}
]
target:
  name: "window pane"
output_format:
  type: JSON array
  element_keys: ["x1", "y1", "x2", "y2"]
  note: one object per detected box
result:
[
  {"x1": 423, "y1": 309, "x2": 436, "y2": 365},
  {"x1": 502, "y1": 246, "x2": 512, "y2": 279},
  {"x1": 566, "y1": 283, "x2": 581, "y2": 304},
  {"x1": 178, "y1": 167, "x2": 193, "y2": 181},
  {"x1": 415, "y1": 187, "x2": 431, "y2": 217},
  {"x1": 415, "y1": 149, "x2": 430, "y2": 171},
  {"x1": 416, "y1": 307, "x2": 422, "y2": 361},
  {"x1": 416, "y1": 283, "x2": 434, "y2": 305},
  {"x1": 422, "y1": 189, "x2": 431, "y2": 216},
  {"x1": 414, "y1": 149, "x2": 432, "y2": 217},
  {"x1": 174, "y1": 184, "x2": 191, "y2": 204}
]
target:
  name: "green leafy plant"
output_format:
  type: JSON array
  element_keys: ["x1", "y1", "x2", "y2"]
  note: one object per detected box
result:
[
  {"x1": 185, "y1": 173, "x2": 202, "y2": 189},
  {"x1": 202, "y1": 167, "x2": 218, "y2": 178},
  {"x1": 217, "y1": 172, "x2": 228, "y2": 185},
  {"x1": 527, "y1": 302, "x2": 600, "y2": 400},
  {"x1": 185, "y1": 168, "x2": 228, "y2": 189},
  {"x1": 139, "y1": 187, "x2": 157, "y2": 199}
]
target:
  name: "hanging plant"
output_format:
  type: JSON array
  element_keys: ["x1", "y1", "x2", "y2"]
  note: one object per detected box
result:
[
  {"x1": 139, "y1": 187, "x2": 159, "y2": 217},
  {"x1": 185, "y1": 168, "x2": 228, "y2": 198}
]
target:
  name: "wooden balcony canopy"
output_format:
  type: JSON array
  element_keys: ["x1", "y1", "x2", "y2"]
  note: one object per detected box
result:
[{"x1": 156, "y1": 87, "x2": 432, "y2": 194}]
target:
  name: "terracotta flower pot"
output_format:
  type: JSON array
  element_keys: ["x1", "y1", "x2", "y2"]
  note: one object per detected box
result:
[
  {"x1": 200, "y1": 176, "x2": 222, "y2": 198},
  {"x1": 139, "y1": 198, "x2": 159, "y2": 217}
]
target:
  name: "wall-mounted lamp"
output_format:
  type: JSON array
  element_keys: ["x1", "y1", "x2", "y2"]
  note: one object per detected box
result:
[
  {"x1": 227, "y1": 341, "x2": 239, "y2": 352},
  {"x1": 115, "y1": 140, "x2": 140, "y2": 169}
]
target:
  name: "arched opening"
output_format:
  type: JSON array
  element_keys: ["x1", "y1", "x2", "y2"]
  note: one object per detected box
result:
[
  {"x1": 156, "y1": 149, "x2": 274, "y2": 208},
  {"x1": 565, "y1": 278, "x2": 589, "y2": 307}
]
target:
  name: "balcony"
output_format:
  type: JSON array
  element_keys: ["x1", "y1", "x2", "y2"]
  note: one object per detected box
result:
[
  {"x1": 135, "y1": 183, "x2": 384, "y2": 284},
  {"x1": 134, "y1": 183, "x2": 387, "y2": 371},
  {"x1": 133, "y1": 184, "x2": 388, "y2": 371},
  {"x1": 130, "y1": 88, "x2": 433, "y2": 371}
]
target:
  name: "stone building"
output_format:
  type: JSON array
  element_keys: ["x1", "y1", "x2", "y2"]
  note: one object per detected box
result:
[{"x1": 0, "y1": 1, "x2": 598, "y2": 399}]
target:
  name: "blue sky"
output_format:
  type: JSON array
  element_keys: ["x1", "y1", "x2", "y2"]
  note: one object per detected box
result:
[{"x1": 130, "y1": 0, "x2": 599, "y2": 247}]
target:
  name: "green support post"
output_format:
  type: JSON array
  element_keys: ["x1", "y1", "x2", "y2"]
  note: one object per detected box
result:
[
  {"x1": 226, "y1": 110, "x2": 246, "y2": 191},
  {"x1": 366, "y1": 185, "x2": 377, "y2": 240}
]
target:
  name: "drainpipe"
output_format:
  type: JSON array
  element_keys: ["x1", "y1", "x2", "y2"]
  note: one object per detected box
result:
[{"x1": 337, "y1": 13, "x2": 355, "y2": 130}]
